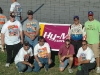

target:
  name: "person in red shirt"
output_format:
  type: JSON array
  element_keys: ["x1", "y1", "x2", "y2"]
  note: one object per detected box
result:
[{"x1": 58, "y1": 39, "x2": 75, "y2": 73}]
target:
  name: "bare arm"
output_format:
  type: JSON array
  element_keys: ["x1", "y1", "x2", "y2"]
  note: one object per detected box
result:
[
  {"x1": 20, "y1": 31, "x2": 23, "y2": 44},
  {"x1": 21, "y1": 61, "x2": 33, "y2": 67},
  {"x1": 1, "y1": 33, "x2": 5, "y2": 47}
]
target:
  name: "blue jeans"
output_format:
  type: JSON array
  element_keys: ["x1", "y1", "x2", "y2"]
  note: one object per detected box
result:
[
  {"x1": 59, "y1": 59, "x2": 69, "y2": 69},
  {"x1": 16, "y1": 62, "x2": 32, "y2": 72},
  {"x1": 33, "y1": 58, "x2": 50, "y2": 72},
  {"x1": 15, "y1": 16, "x2": 21, "y2": 21},
  {"x1": 25, "y1": 36, "x2": 38, "y2": 49}
]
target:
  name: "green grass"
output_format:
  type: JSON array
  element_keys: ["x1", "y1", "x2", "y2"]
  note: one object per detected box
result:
[{"x1": 0, "y1": 51, "x2": 99, "y2": 75}]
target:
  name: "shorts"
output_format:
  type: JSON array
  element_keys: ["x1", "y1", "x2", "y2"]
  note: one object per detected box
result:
[
  {"x1": 88, "y1": 43, "x2": 100, "y2": 58},
  {"x1": 59, "y1": 59, "x2": 69, "y2": 69}
]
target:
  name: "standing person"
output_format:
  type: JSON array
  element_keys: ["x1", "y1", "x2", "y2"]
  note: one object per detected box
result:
[
  {"x1": 84, "y1": 11, "x2": 100, "y2": 73},
  {"x1": 76, "y1": 40, "x2": 96, "y2": 75},
  {"x1": 23, "y1": 10, "x2": 40, "y2": 49},
  {"x1": 1, "y1": 12, "x2": 23, "y2": 67},
  {"x1": 14, "y1": 41, "x2": 33, "y2": 73},
  {"x1": 33, "y1": 36, "x2": 52, "y2": 72},
  {"x1": 10, "y1": 0, "x2": 22, "y2": 21},
  {"x1": 67, "y1": 16, "x2": 86, "y2": 67},
  {"x1": 58, "y1": 39, "x2": 74, "y2": 73},
  {"x1": 0, "y1": 7, "x2": 7, "y2": 52}
]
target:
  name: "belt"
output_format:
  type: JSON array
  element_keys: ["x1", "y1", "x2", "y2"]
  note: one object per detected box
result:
[{"x1": 71, "y1": 39, "x2": 82, "y2": 42}]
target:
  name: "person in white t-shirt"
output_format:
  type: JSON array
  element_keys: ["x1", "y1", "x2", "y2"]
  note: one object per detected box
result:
[
  {"x1": 33, "y1": 36, "x2": 52, "y2": 72},
  {"x1": 1, "y1": 12, "x2": 23, "y2": 67},
  {"x1": 76, "y1": 40, "x2": 96, "y2": 75},
  {"x1": 14, "y1": 41, "x2": 33, "y2": 73},
  {"x1": 10, "y1": 0, "x2": 22, "y2": 21}
]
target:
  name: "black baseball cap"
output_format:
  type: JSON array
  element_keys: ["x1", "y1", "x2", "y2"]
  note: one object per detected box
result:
[{"x1": 27, "y1": 10, "x2": 33, "y2": 15}]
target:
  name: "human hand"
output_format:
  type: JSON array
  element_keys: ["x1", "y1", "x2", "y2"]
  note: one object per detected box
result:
[
  {"x1": 29, "y1": 63, "x2": 33, "y2": 67},
  {"x1": 61, "y1": 56, "x2": 66, "y2": 62},
  {"x1": 38, "y1": 62, "x2": 43, "y2": 67}
]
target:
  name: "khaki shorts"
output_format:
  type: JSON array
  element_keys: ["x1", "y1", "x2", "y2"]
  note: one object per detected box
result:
[{"x1": 88, "y1": 43, "x2": 100, "y2": 58}]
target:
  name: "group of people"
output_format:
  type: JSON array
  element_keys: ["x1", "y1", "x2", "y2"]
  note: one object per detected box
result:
[{"x1": 0, "y1": 0, "x2": 100, "y2": 75}]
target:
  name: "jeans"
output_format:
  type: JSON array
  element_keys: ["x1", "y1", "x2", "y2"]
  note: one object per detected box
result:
[
  {"x1": 15, "y1": 16, "x2": 20, "y2": 21},
  {"x1": 76, "y1": 62, "x2": 96, "y2": 75},
  {"x1": 25, "y1": 36, "x2": 38, "y2": 49},
  {"x1": 16, "y1": 62, "x2": 32, "y2": 72},
  {"x1": 33, "y1": 58, "x2": 50, "y2": 72},
  {"x1": 6, "y1": 43, "x2": 21, "y2": 63}
]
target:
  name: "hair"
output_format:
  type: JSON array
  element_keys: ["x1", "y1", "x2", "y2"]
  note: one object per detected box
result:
[
  {"x1": 0, "y1": 7, "x2": 3, "y2": 14},
  {"x1": 65, "y1": 39, "x2": 71, "y2": 43},
  {"x1": 38, "y1": 36, "x2": 45, "y2": 41},
  {"x1": 82, "y1": 40, "x2": 88, "y2": 44}
]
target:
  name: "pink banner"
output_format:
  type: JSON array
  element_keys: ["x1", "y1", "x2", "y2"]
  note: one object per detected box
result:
[{"x1": 43, "y1": 24, "x2": 70, "y2": 51}]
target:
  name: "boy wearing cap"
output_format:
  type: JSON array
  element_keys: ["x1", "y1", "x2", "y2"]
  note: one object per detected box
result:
[
  {"x1": 33, "y1": 36, "x2": 52, "y2": 72},
  {"x1": 1, "y1": 12, "x2": 23, "y2": 67},
  {"x1": 14, "y1": 41, "x2": 33, "y2": 73},
  {"x1": 84, "y1": 11, "x2": 100, "y2": 73},
  {"x1": 23, "y1": 10, "x2": 40, "y2": 49},
  {"x1": 67, "y1": 16, "x2": 86, "y2": 67},
  {"x1": 10, "y1": 0, "x2": 22, "y2": 21}
]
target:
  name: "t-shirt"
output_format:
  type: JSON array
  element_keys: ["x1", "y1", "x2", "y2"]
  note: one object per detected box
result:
[
  {"x1": 68, "y1": 24, "x2": 86, "y2": 40},
  {"x1": 85, "y1": 19, "x2": 100, "y2": 44},
  {"x1": 77, "y1": 47, "x2": 95, "y2": 63},
  {"x1": 10, "y1": 2, "x2": 22, "y2": 17},
  {"x1": 1, "y1": 20, "x2": 22, "y2": 45},
  {"x1": 0, "y1": 14, "x2": 7, "y2": 30},
  {"x1": 34, "y1": 42, "x2": 51, "y2": 58},
  {"x1": 58, "y1": 44, "x2": 75, "y2": 57},
  {"x1": 14, "y1": 47, "x2": 33, "y2": 64},
  {"x1": 23, "y1": 19, "x2": 40, "y2": 36}
]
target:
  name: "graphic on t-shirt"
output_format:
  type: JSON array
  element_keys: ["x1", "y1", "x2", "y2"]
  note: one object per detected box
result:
[
  {"x1": 80, "y1": 53, "x2": 86, "y2": 60},
  {"x1": 14, "y1": 5, "x2": 22, "y2": 16},
  {"x1": 86, "y1": 25, "x2": 96, "y2": 30},
  {"x1": 8, "y1": 25, "x2": 19, "y2": 36},
  {"x1": 26, "y1": 22, "x2": 37, "y2": 35},
  {"x1": 38, "y1": 47, "x2": 48, "y2": 58},
  {"x1": 24, "y1": 53, "x2": 30, "y2": 61},
  {"x1": 0, "y1": 16, "x2": 6, "y2": 25},
  {"x1": 71, "y1": 25, "x2": 83, "y2": 40}
]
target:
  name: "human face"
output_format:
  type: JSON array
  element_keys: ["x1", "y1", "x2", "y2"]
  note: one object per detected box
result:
[
  {"x1": 82, "y1": 42, "x2": 87, "y2": 50},
  {"x1": 10, "y1": 15, "x2": 15, "y2": 22},
  {"x1": 39, "y1": 39, "x2": 45, "y2": 46},
  {"x1": 23, "y1": 45, "x2": 29, "y2": 51},
  {"x1": 88, "y1": 15, "x2": 94, "y2": 21},
  {"x1": 28, "y1": 14, "x2": 33, "y2": 20},
  {"x1": 74, "y1": 18, "x2": 79, "y2": 25},
  {"x1": 65, "y1": 41, "x2": 70, "y2": 48}
]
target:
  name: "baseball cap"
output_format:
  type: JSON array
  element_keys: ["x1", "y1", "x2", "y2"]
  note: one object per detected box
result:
[
  {"x1": 27, "y1": 10, "x2": 33, "y2": 15},
  {"x1": 88, "y1": 11, "x2": 93, "y2": 16},
  {"x1": 23, "y1": 41, "x2": 29, "y2": 46},
  {"x1": 10, "y1": 12, "x2": 15, "y2": 17},
  {"x1": 73, "y1": 16, "x2": 79, "y2": 20}
]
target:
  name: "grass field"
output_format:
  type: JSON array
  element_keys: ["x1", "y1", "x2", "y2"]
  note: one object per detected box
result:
[{"x1": 0, "y1": 51, "x2": 99, "y2": 75}]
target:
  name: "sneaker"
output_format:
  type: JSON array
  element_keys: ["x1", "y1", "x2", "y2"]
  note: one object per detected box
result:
[
  {"x1": 68, "y1": 67, "x2": 73, "y2": 73},
  {"x1": 19, "y1": 72, "x2": 23, "y2": 73},
  {"x1": 44, "y1": 66, "x2": 48, "y2": 72},
  {"x1": 5, "y1": 63, "x2": 10, "y2": 67},
  {"x1": 96, "y1": 67, "x2": 100, "y2": 73}
]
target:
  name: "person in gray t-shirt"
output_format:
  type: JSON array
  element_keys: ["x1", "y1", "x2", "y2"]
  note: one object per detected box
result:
[{"x1": 23, "y1": 10, "x2": 40, "y2": 49}]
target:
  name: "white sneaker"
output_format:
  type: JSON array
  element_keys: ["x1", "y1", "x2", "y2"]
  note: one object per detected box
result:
[
  {"x1": 68, "y1": 67, "x2": 73, "y2": 73},
  {"x1": 5, "y1": 63, "x2": 10, "y2": 67},
  {"x1": 96, "y1": 67, "x2": 100, "y2": 73}
]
